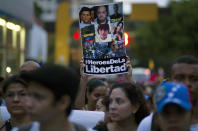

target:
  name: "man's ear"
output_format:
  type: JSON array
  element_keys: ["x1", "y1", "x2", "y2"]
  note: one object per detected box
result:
[
  {"x1": 132, "y1": 104, "x2": 140, "y2": 114},
  {"x1": 86, "y1": 91, "x2": 90, "y2": 99},
  {"x1": 58, "y1": 95, "x2": 71, "y2": 111}
]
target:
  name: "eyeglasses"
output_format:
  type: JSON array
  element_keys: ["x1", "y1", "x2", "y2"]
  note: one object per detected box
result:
[{"x1": 5, "y1": 91, "x2": 29, "y2": 99}]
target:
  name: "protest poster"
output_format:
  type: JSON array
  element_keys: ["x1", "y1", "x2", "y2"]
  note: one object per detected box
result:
[
  {"x1": 69, "y1": 110, "x2": 104, "y2": 130},
  {"x1": 79, "y1": 2, "x2": 127, "y2": 75}
]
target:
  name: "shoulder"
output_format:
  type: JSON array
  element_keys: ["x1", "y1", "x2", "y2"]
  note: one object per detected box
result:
[
  {"x1": 93, "y1": 124, "x2": 108, "y2": 131},
  {"x1": 110, "y1": 15, "x2": 115, "y2": 18},
  {"x1": 0, "y1": 107, "x2": 11, "y2": 121},
  {"x1": 137, "y1": 113, "x2": 153, "y2": 131},
  {"x1": 118, "y1": 13, "x2": 122, "y2": 17},
  {"x1": 72, "y1": 122, "x2": 87, "y2": 131},
  {"x1": 12, "y1": 121, "x2": 40, "y2": 131},
  {"x1": 0, "y1": 120, "x2": 11, "y2": 131},
  {"x1": 0, "y1": 121, "x2": 6, "y2": 130},
  {"x1": 191, "y1": 123, "x2": 198, "y2": 131}
]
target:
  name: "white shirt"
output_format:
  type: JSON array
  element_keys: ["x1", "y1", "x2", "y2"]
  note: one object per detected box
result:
[
  {"x1": 80, "y1": 22, "x2": 94, "y2": 28},
  {"x1": 11, "y1": 121, "x2": 40, "y2": 131},
  {"x1": 191, "y1": 124, "x2": 198, "y2": 131},
  {"x1": 0, "y1": 106, "x2": 11, "y2": 122},
  {"x1": 137, "y1": 112, "x2": 196, "y2": 131},
  {"x1": 95, "y1": 34, "x2": 112, "y2": 43},
  {"x1": 137, "y1": 112, "x2": 153, "y2": 131},
  {"x1": 69, "y1": 110, "x2": 104, "y2": 129}
]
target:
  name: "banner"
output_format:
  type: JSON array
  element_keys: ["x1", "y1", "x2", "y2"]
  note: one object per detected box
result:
[
  {"x1": 69, "y1": 110, "x2": 104, "y2": 130},
  {"x1": 79, "y1": 2, "x2": 127, "y2": 75}
]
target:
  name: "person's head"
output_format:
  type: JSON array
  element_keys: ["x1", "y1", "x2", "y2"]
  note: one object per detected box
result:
[
  {"x1": 80, "y1": 7, "x2": 91, "y2": 24},
  {"x1": 0, "y1": 76, "x2": 4, "y2": 98},
  {"x1": 113, "y1": 21, "x2": 123, "y2": 36},
  {"x1": 97, "y1": 24, "x2": 109, "y2": 40},
  {"x1": 113, "y1": 4, "x2": 119, "y2": 13},
  {"x1": 20, "y1": 64, "x2": 80, "y2": 122},
  {"x1": 96, "y1": 6, "x2": 108, "y2": 24},
  {"x1": 96, "y1": 97, "x2": 106, "y2": 112},
  {"x1": 109, "y1": 40, "x2": 117, "y2": 52},
  {"x1": 86, "y1": 78, "x2": 107, "y2": 110},
  {"x1": 87, "y1": 75, "x2": 110, "y2": 94},
  {"x1": 117, "y1": 21, "x2": 123, "y2": 32},
  {"x1": 170, "y1": 55, "x2": 198, "y2": 100},
  {"x1": 20, "y1": 60, "x2": 40, "y2": 73},
  {"x1": 95, "y1": 96, "x2": 109, "y2": 112},
  {"x1": 109, "y1": 82, "x2": 149, "y2": 124},
  {"x1": 2, "y1": 75, "x2": 29, "y2": 117},
  {"x1": 95, "y1": 96, "x2": 110, "y2": 122},
  {"x1": 154, "y1": 82, "x2": 192, "y2": 131},
  {"x1": 90, "y1": 7, "x2": 95, "y2": 22}
]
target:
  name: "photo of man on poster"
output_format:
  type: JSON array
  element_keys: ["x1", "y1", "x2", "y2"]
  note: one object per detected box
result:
[
  {"x1": 110, "y1": 4, "x2": 123, "y2": 23},
  {"x1": 95, "y1": 5, "x2": 110, "y2": 24},
  {"x1": 95, "y1": 24, "x2": 112, "y2": 43},
  {"x1": 79, "y1": 2, "x2": 127, "y2": 75},
  {"x1": 112, "y1": 21, "x2": 124, "y2": 41},
  {"x1": 79, "y1": 7, "x2": 93, "y2": 28}
]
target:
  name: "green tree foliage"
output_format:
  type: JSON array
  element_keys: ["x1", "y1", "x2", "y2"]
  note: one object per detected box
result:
[
  {"x1": 134, "y1": 0, "x2": 198, "y2": 71},
  {"x1": 34, "y1": 2, "x2": 43, "y2": 18}
]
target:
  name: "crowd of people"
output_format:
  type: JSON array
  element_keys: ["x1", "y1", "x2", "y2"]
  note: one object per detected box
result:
[{"x1": 0, "y1": 55, "x2": 197, "y2": 131}]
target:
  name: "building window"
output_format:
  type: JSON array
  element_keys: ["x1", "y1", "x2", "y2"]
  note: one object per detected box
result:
[
  {"x1": 0, "y1": 26, "x2": 2, "y2": 44},
  {"x1": 6, "y1": 29, "x2": 12, "y2": 47}
]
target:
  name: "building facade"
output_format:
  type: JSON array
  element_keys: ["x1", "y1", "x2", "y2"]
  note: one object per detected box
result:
[{"x1": 0, "y1": 0, "x2": 33, "y2": 76}]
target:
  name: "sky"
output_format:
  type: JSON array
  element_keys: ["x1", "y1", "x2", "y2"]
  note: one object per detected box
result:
[
  {"x1": 114, "y1": 0, "x2": 170, "y2": 7},
  {"x1": 114, "y1": 0, "x2": 171, "y2": 14}
]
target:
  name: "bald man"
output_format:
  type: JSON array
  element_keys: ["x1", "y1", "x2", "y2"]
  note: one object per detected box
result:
[{"x1": 19, "y1": 61, "x2": 40, "y2": 73}]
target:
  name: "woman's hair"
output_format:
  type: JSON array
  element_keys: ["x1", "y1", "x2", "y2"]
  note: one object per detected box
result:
[
  {"x1": 2, "y1": 74, "x2": 28, "y2": 94},
  {"x1": 108, "y1": 40, "x2": 116, "y2": 48},
  {"x1": 79, "y1": 7, "x2": 91, "y2": 23},
  {"x1": 99, "y1": 95, "x2": 110, "y2": 111},
  {"x1": 113, "y1": 21, "x2": 123, "y2": 35},
  {"x1": 85, "y1": 78, "x2": 106, "y2": 104},
  {"x1": 86, "y1": 78, "x2": 106, "y2": 93},
  {"x1": 97, "y1": 24, "x2": 110, "y2": 34},
  {"x1": 109, "y1": 82, "x2": 150, "y2": 124}
]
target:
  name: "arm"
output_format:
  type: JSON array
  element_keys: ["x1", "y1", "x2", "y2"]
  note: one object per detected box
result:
[
  {"x1": 125, "y1": 56, "x2": 135, "y2": 83},
  {"x1": 0, "y1": 121, "x2": 6, "y2": 131},
  {"x1": 74, "y1": 59, "x2": 89, "y2": 109}
]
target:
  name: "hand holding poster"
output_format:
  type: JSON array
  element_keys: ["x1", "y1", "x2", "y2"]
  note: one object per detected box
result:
[
  {"x1": 79, "y1": 2, "x2": 127, "y2": 75},
  {"x1": 69, "y1": 110, "x2": 104, "y2": 130}
]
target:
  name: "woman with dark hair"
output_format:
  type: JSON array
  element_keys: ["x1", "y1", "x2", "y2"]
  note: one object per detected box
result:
[
  {"x1": 0, "y1": 75, "x2": 31, "y2": 131},
  {"x1": 74, "y1": 59, "x2": 109, "y2": 110},
  {"x1": 84, "y1": 78, "x2": 107, "y2": 111},
  {"x1": 90, "y1": 7, "x2": 96, "y2": 22},
  {"x1": 113, "y1": 21, "x2": 123, "y2": 41},
  {"x1": 94, "y1": 82, "x2": 149, "y2": 131},
  {"x1": 106, "y1": 40, "x2": 118, "y2": 58}
]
